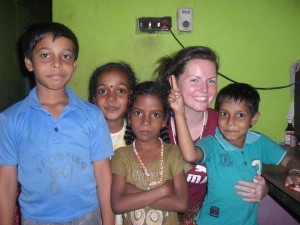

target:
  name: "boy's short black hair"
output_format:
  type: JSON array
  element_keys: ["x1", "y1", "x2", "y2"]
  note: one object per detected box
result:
[
  {"x1": 215, "y1": 83, "x2": 260, "y2": 116},
  {"x1": 20, "y1": 22, "x2": 79, "y2": 61}
]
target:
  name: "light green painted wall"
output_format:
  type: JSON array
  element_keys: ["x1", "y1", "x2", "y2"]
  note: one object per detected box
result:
[{"x1": 53, "y1": 0, "x2": 300, "y2": 142}]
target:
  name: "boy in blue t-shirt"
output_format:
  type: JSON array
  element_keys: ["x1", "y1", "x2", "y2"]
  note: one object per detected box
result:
[
  {"x1": 169, "y1": 76, "x2": 300, "y2": 225},
  {"x1": 0, "y1": 22, "x2": 114, "y2": 224}
]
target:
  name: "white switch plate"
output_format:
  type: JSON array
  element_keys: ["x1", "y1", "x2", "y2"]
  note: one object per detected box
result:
[{"x1": 177, "y1": 8, "x2": 193, "y2": 32}]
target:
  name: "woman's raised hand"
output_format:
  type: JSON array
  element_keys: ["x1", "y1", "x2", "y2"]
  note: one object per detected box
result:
[{"x1": 235, "y1": 175, "x2": 268, "y2": 202}]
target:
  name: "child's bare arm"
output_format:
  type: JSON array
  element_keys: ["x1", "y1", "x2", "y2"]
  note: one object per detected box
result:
[
  {"x1": 93, "y1": 159, "x2": 115, "y2": 225},
  {"x1": 280, "y1": 154, "x2": 300, "y2": 187},
  {"x1": 148, "y1": 171, "x2": 189, "y2": 212},
  {"x1": 0, "y1": 165, "x2": 18, "y2": 225},
  {"x1": 168, "y1": 75, "x2": 204, "y2": 163},
  {"x1": 111, "y1": 174, "x2": 174, "y2": 214},
  {"x1": 125, "y1": 171, "x2": 188, "y2": 212}
]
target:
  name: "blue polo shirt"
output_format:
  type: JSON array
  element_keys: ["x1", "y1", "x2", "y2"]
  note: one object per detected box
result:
[
  {"x1": 195, "y1": 128, "x2": 286, "y2": 225},
  {"x1": 0, "y1": 87, "x2": 113, "y2": 222}
]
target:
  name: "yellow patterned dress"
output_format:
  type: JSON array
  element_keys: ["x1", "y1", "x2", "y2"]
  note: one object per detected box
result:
[{"x1": 112, "y1": 143, "x2": 187, "y2": 225}]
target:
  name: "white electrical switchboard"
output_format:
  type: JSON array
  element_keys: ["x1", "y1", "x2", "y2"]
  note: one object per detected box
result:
[{"x1": 177, "y1": 8, "x2": 193, "y2": 32}]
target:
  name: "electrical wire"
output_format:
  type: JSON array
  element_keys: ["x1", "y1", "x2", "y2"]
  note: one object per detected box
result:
[
  {"x1": 167, "y1": 27, "x2": 185, "y2": 49},
  {"x1": 218, "y1": 72, "x2": 298, "y2": 90},
  {"x1": 167, "y1": 27, "x2": 296, "y2": 91},
  {"x1": 253, "y1": 82, "x2": 297, "y2": 90}
]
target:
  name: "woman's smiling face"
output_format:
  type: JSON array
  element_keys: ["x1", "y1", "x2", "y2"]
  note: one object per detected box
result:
[{"x1": 177, "y1": 59, "x2": 217, "y2": 113}]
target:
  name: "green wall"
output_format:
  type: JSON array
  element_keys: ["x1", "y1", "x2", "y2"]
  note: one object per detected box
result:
[{"x1": 53, "y1": 0, "x2": 300, "y2": 142}]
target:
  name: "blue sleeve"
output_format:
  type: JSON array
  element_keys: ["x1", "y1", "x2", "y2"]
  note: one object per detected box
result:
[
  {"x1": 259, "y1": 135, "x2": 287, "y2": 165},
  {"x1": 0, "y1": 113, "x2": 18, "y2": 165},
  {"x1": 90, "y1": 108, "x2": 114, "y2": 161},
  {"x1": 195, "y1": 135, "x2": 215, "y2": 164}
]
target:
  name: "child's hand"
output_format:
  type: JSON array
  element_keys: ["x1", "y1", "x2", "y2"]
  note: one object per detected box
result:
[
  {"x1": 235, "y1": 175, "x2": 267, "y2": 202},
  {"x1": 168, "y1": 75, "x2": 185, "y2": 116},
  {"x1": 285, "y1": 174, "x2": 300, "y2": 188}
]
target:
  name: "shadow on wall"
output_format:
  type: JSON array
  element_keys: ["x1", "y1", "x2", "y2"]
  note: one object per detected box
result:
[
  {"x1": 0, "y1": 0, "x2": 52, "y2": 112},
  {"x1": 16, "y1": 35, "x2": 36, "y2": 90}
]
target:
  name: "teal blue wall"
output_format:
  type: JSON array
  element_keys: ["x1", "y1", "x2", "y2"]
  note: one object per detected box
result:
[{"x1": 53, "y1": 0, "x2": 300, "y2": 142}]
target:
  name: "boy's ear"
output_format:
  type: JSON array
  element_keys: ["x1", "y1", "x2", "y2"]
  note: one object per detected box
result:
[
  {"x1": 24, "y1": 58, "x2": 33, "y2": 72},
  {"x1": 73, "y1": 61, "x2": 77, "y2": 71},
  {"x1": 251, "y1": 112, "x2": 260, "y2": 126}
]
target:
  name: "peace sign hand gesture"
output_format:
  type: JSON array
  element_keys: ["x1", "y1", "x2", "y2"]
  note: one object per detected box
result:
[{"x1": 168, "y1": 75, "x2": 185, "y2": 117}]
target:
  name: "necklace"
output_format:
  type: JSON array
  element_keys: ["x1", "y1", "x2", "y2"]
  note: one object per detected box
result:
[
  {"x1": 133, "y1": 138, "x2": 164, "y2": 189},
  {"x1": 198, "y1": 110, "x2": 207, "y2": 140},
  {"x1": 172, "y1": 110, "x2": 207, "y2": 144}
]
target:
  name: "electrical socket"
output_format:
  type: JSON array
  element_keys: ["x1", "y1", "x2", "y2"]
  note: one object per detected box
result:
[
  {"x1": 177, "y1": 8, "x2": 193, "y2": 32},
  {"x1": 137, "y1": 16, "x2": 172, "y2": 33}
]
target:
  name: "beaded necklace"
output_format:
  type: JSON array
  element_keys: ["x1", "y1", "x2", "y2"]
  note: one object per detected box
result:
[
  {"x1": 133, "y1": 137, "x2": 164, "y2": 189},
  {"x1": 171, "y1": 110, "x2": 206, "y2": 144},
  {"x1": 198, "y1": 110, "x2": 207, "y2": 140}
]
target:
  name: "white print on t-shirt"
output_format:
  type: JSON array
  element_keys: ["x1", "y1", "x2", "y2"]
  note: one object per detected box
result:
[
  {"x1": 195, "y1": 165, "x2": 206, "y2": 173},
  {"x1": 187, "y1": 165, "x2": 207, "y2": 184}
]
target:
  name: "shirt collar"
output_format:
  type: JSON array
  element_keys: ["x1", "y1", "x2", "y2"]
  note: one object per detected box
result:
[
  {"x1": 23, "y1": 86, "x2": 85, "y2": 112},
  {"x1": 214, "y1": 127, "x2": 261, "y2": 151}
]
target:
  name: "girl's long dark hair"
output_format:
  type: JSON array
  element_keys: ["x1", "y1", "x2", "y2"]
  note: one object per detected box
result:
[{"x1": 124, "y1": 81, "x2": 170, "y2": 145}]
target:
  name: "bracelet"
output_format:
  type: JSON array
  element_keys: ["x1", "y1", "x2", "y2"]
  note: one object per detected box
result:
[{"x1": 289, "y1": 169, "x2": 300, "y2": 175}]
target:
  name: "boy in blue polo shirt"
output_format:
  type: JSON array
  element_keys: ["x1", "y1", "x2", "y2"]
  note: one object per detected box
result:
[
  {"x1": 169, "y1": 77, "x2": 300, "y2": 225},
  {"x1": 0, "y1": 22, "x2": 114, "y2": 225}
]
